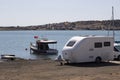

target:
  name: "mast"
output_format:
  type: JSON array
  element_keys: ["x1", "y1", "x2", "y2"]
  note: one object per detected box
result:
[{"x1": 112, "y1": 6, "x2": 115, "y2": 40}]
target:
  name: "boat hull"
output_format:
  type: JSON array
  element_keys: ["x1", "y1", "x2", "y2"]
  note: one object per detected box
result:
[{"x1": 30, "y1": 46, "x2": 58, "y2": 55}]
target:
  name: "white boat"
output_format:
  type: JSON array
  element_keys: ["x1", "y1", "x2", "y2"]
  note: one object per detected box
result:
[
  {"x1": 1, "y1": 54, "x2": 15, "y2": 60},
  {"x1": 30, "y1": 39, "x2": 58, "y2": 55}
]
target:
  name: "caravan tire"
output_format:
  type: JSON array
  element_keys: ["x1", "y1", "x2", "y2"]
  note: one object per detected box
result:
[
  {"x1": 95, "y1": 57, "x2": 101, "y2": 63},
  {"x1": 117, "y1": 55, "x2": 120, "y2": 61}
]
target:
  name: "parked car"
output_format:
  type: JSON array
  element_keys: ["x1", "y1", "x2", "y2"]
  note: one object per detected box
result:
[{"x1": 114, "y1": 43, "x2": 120, "y2": 60}]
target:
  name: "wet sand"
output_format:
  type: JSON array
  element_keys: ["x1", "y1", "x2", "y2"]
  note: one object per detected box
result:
[{"x1": 0, "y1": 59, "x2": 120, "y2": 80}]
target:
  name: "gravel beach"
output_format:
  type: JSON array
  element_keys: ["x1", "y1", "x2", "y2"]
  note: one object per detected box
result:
[{"x1": 0, "y1": 59, "x2": 120, "y2": 80}]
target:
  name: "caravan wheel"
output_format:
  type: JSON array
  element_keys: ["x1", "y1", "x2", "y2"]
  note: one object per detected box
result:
[{"x1": 95, "y1": 57, "x2": 101, "y2": 63}]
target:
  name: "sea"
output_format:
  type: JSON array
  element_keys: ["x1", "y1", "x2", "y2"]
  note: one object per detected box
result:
[{"x1": 0, "y1": 30, "x2": 120, "y2": 60}]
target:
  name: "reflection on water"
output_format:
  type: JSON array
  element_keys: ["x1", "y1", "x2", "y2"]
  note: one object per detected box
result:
[{"x1": 30, "y1": 53, "x2": 57, "y2": 60}]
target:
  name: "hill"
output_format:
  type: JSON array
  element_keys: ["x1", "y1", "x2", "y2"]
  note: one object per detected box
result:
[{"x1": 0, "y1": 20, "x2": 120, "y2": 30}]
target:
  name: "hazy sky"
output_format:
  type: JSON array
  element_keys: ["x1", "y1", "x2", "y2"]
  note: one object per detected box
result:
[{"x1": 0, "y1": 0, "x2": 120, "y2": 26}]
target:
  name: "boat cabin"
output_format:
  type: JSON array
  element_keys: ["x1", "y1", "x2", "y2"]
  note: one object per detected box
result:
[
  {"x1": 36, "y1": 40, "x2": 57, "y2": 50},
  {"x1": 30, "y1": 39, "x2": 58, "y2": 55}
]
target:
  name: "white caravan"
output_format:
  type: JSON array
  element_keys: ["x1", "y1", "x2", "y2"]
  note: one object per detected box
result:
[{"x1": 62, "y1": 36, "x2": 114, "y2": 63}]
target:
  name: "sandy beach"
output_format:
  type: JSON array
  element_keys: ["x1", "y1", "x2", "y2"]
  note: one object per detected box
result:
[{"x1": 0, "y1": 59, "x2": 120, "y2": 80}]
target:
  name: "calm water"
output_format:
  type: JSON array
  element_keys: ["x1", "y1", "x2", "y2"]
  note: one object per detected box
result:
[{"x1": 0, "y1": 30, "x2": 120, "y2": 60}]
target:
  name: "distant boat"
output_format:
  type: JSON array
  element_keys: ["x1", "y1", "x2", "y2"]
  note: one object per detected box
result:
[{"x1": 30, "y1": 37, "x2": 58, "y2": 55}]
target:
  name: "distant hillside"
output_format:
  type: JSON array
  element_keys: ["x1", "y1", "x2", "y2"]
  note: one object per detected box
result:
[{"x1": 0, "y1": 20, "x2": 120, "y2": 30}]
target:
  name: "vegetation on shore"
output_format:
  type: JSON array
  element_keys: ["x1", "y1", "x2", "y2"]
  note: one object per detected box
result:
[{"x1": 0, "y1": 20, "x2": 120, "y2": 30}]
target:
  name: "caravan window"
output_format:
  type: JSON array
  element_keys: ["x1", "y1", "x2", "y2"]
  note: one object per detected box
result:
[
  {"x1": 104, "y1": 42, "x2": 111, "y2": 47},
  {"x1": 94, "y1": 42, "x2": 102, "y2": 48},
  {"x1": 67, "y1": 41, "x2": 76, "y2": 47}
]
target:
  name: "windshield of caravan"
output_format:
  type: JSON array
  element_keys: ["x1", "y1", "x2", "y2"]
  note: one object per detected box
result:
[{"x1": 66, "y1": 41, "x2": 76, "y2": 47}]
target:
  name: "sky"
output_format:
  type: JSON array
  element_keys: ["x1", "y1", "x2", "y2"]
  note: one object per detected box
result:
[{"x1": 0, "y1": 0, "x2": 120, "y2": 26}]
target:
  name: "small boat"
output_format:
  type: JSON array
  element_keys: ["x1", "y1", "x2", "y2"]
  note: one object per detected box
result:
[
  {"x1": 1, "y1": 54, "x2": 15, "y2": 60},
  {"x1": 30, "y1": 38, "x2": 58, "y2": 55},
  {"x1": 115, "y1": 41, "x2": 120, "y2": 44}
]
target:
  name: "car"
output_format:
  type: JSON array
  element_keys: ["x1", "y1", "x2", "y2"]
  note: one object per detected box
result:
[{"x1": 114, "y1": 43, "x2": 120, "y2": 60}]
